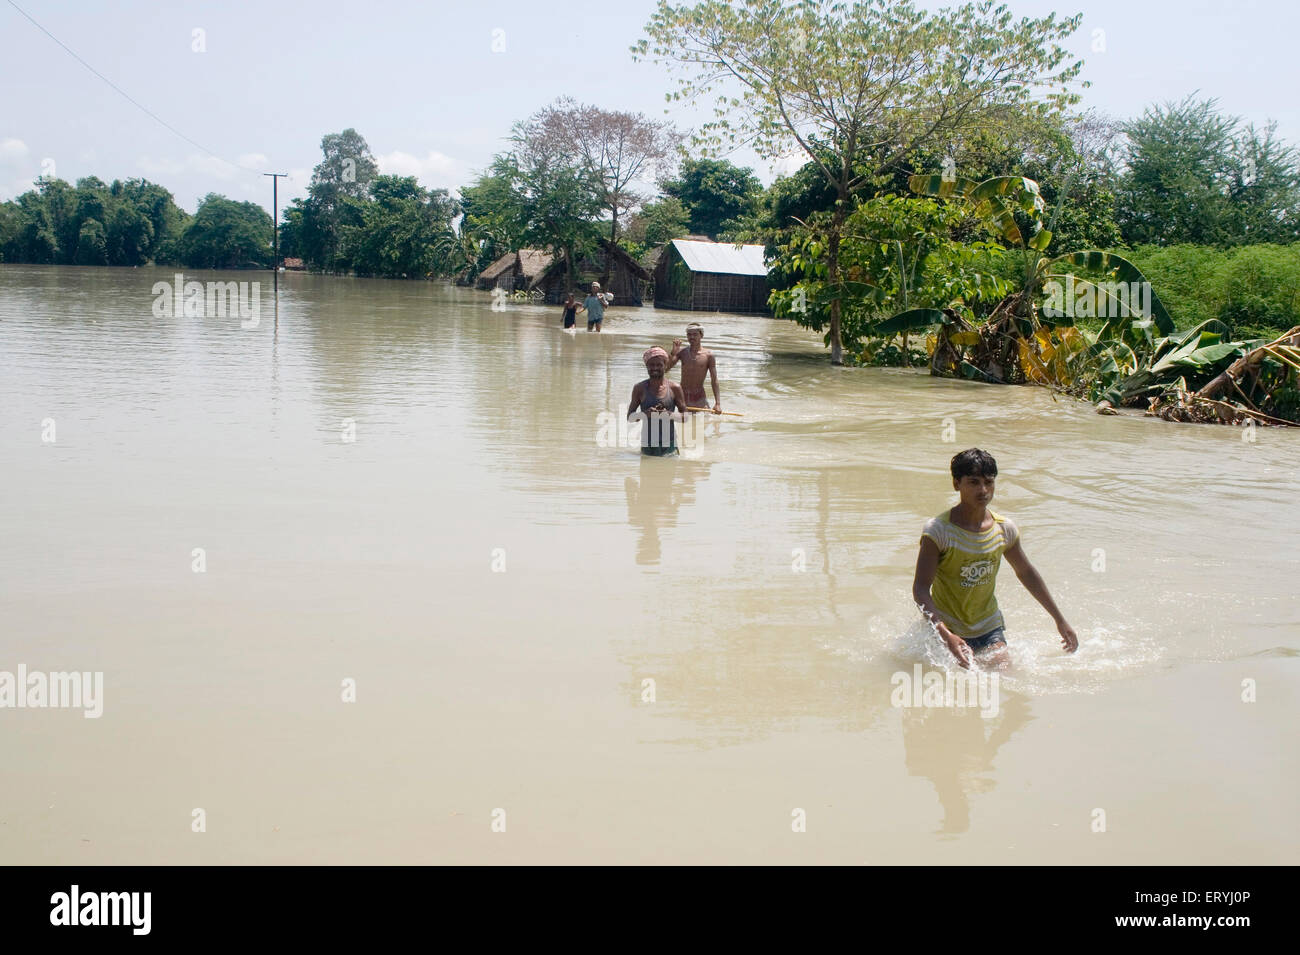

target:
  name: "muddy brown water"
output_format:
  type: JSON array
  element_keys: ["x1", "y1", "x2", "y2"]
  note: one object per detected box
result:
[{"x1": 1, "y1": 265, "x2": 1295, "y2": 863}]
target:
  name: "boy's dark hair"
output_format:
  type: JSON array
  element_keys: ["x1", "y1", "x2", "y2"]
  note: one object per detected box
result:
[{"x1": 951, "y1": 448, "x2": 998, "y2": 480}]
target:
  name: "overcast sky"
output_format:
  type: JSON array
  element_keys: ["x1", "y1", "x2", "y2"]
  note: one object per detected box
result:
[{"x1": 2, "y1": 0, "x2": 1296, "y2": 214}]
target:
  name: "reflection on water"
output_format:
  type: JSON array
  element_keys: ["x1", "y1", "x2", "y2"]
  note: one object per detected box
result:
[
  {"x1": 624, "y1": 456, "x2": 710, "y2": 566},
  {"x1": 902, "y1": 692, "x2": 1032, "y2": 835}
]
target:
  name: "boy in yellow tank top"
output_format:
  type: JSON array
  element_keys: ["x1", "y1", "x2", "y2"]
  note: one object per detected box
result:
[{"x1": 912, "y1": 448, "x2": 1078, "y2": 668}]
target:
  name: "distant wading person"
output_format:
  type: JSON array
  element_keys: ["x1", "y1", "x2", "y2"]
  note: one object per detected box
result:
[
  {"x1": 912, "y1": 448, "x2": 1078, "y2": 669},
  {"x1": 667, "y1": 323, "x2": 721, "y2": 414},
  {"x1": 628, "y1": 346, "x2": 684, "y2": 456},
  {"x1": 581, "y1": 282, "x2": 611, "y2": 332},
  {"x1": 561, "y1": 293, "x2": 578, "y2": 329}
]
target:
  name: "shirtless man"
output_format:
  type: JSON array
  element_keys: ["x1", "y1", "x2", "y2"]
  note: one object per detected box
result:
[{"x1": 666, "y1": 323, "x2": 721, "y2": 414}]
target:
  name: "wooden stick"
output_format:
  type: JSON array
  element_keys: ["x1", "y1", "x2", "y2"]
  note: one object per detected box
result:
[{"x1": 684, "y1": 407, "x2": 744, "y2": 416}]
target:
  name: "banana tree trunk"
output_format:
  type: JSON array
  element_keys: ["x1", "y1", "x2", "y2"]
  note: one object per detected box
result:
[{"x1": 1196, "y1": 326, "x2": 1300, "y2": 401}]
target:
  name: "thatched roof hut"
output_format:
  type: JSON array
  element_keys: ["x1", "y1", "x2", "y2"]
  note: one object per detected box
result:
[
  {"x1": 534, "y1": 239, "x2": 651, "y2": 305},
  {"x1": 475, "y1": 252, "x2": 517, "y2": 291},
  {"x1": 517, "y1": 249, "x2": 555, "y2": 290},
  {"x1": 475, "y1": 249, "x2": 556, "y2": 292}
]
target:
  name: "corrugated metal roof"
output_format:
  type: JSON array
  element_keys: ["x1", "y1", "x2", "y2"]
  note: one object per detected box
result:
[{"x1": 670, "y1": 239, "x2": 769, "y2": 277}]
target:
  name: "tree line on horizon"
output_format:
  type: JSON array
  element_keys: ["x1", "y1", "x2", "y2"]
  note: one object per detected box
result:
[
  {"x1": 3, "y1": 94, "x2": 1296, "y2": 278},
  {"x1": 2, "y1": 1, "x2": 1298, "y2": 343}
]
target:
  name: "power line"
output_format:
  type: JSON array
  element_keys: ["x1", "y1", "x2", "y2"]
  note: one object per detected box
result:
[{"x1": 5, "y1": 0, "x2": 262, "y2": 179}]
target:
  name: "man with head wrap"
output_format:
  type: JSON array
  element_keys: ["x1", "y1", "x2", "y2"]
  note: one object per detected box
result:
[{"x1": 628, "y1": 346, "x2": 686, "y2": 456}]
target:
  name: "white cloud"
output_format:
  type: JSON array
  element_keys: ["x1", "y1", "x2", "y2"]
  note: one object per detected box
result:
[
  {"x1": 279, "y1": 167, "x2": 311, "y2": 205},
  {"x1": 0, "y1": 176, "x2": 39, "y2": 201},
  {"x1": 376, "y1": 149, "x2": 469, "y2": 190},
  {"x1": 0, "y1": 139, "x2": 37, "y2": 199},
  {"x1": 137, "y1": 152, "x2": 247, "y2": 182},
  {"x1": 0, "y1": 137, "x2": 30, "y2": 163},
  {"x1": 237, "y1": 152, "x2": 268, "y2": 169}
]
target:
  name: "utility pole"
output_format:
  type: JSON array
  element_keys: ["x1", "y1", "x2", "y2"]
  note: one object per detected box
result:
[{"x1": 264, "y1": 172, "x2": 288, "y2": 295}]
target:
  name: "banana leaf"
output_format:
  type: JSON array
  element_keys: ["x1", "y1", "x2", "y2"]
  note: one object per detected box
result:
[
  {"x1": 1100, "y1": 322, "x2": 1253, "y2": 406},
  {"x1": 907, "y1": 173, "x2": 978, "y2": 199},
  {"x1": 1050, "y1": 251, "x2": 1175, "y2": 335},
  {"x1": 1163, "y1": 318, "x2": 1231, "y2": 345},
  {"x1": 872, "y1": 308, "x2": 950, "y2": 334},
  {"x1": 968, "y1": 176, "x2": 1045, "y2": 216},
  {"x1": 973, "y1": 195, "x2": 1024, "y2": 246}
]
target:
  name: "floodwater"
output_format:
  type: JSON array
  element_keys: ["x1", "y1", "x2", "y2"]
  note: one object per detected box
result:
[{"x1": 1, "y1": 264, "x2": 1296, "y2": 864}]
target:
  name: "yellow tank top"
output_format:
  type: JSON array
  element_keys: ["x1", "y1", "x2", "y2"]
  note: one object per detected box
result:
[{"x1": 921, "y1": 509, "x2": 1020, "y2": 638}]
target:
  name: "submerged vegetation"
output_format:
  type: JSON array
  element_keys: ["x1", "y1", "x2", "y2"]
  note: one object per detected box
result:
[{"x1": 773, "y1": 168, "x2": 1300, "y2": 425}]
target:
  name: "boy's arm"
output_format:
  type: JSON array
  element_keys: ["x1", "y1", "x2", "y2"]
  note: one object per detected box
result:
[
  {"x1": 1003, "y1": 540, "x2": 1078, "y2": 652},
  {"x1": 665, "y1": 340, "x2": 682, "y2": 370},
  {"x1": 912, "y1": 537, "x2": 973, "y2": 668},
  {"x1": 627, "y1": 383, "x2": 644, "y2": 421}
]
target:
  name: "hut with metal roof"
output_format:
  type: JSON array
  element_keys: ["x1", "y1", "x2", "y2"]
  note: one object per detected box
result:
[{"x1": 652, "y1": 239, "x2": 771, "y2": 313}]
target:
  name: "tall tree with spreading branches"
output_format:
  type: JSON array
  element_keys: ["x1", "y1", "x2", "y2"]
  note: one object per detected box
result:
[
  {"x1": 635, "y1": 0, "x2": 1086, "y2": 364},
  {"x1": 528, "y1": 98, "x2": 680, "y2": 275}
]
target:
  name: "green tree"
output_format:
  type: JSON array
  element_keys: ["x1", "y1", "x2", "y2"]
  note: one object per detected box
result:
[
  {"x1": 178, "y1": 194, "x2": 272, "y2": 269},
  {"x1": 1, "y1": 192, "x2": 57, "y2": 263},
  {"x1": 502, "y1": 113, "x2": 606, "y2": 292},
  {"x1": 459, "y1": 165, "x2": 529, "y2": 271},
  {"x1": 622, "y1": 196, "x2": 692, "y2": 250},
  {"x1": 636, "y1": 0, "x2": 1084, "y2": 364},
  {"x1": 729, "y1": 158, "x2": 839, "y2": 249},
  {"x1": 341, "y1": 176, "x2": 461, "y2": 278},
  {"x1": 37, "y1": 178, "x2": 80, "y2": 263},
  {"x1": 527, "y1": 98, "x2": 679, "y2": 262},
  {"x1": 1116, "y1": 96, "x2": 1300, "y2": 247},
  {"x1": 116, "y1": 178, "x2": 186, "y2": 261},
  {"x1": 0, "y1": 174, "x2": 185, "y2": 266},
  {"x1": 106, "y1": 204, "x2": 154, "y2": 266},
  {"x1": 312, "y1": 128, "x2": 379, "y2": 200},
  {"x1": 769, "y1": 194, "x2": 1010, "y2": 362},
  {"x1": 299, "y1": 128, "x2": 381, "y2": 270},
  {"x1": 74, "y1": 218, "x2": 108, "y2": 265},
  {"x1": 662, "y1": 158, "x2": 761, "y2": 239},
  {"x1": 1225, "y1": 120, "x2": 1300, "y2": 244}
]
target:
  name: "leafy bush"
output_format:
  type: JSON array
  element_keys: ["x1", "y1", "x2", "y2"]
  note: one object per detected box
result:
[{"x1": 1125, "y1": 243, "x2": 1300, "y2": 337}]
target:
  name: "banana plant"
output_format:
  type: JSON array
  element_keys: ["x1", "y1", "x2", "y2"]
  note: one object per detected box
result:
[
  {"x1": 879, "y1": 172, "x2": 1181, "y2": 391},
  {"x1": 1097, "y1": 319, "x2": 1256, "y2": 406}
]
